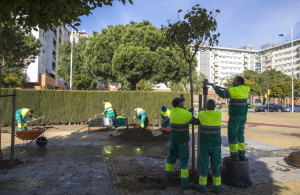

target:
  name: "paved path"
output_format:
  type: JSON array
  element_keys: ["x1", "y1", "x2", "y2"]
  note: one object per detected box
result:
[{"x1": 0, "y1": 124, "x2": 299, "y2": 194}]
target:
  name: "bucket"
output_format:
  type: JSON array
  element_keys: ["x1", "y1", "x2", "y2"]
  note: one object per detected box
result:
[{"x1": 103, "y1": 118, "x2": 110, "y2": 126}]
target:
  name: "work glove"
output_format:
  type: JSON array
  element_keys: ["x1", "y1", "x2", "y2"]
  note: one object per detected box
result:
[
  {"x1": 188, "y1": 108, "x2": 194, "y2": 112},
  {"x1": 101, "y1": 112, "x2": 104, "y2": 115},
  {"x1": 134, "y1": 116, "x2": 136, "y2": 119},
  {"x1": 211, "y1": 83, "x2": 217, "y2": 88}
]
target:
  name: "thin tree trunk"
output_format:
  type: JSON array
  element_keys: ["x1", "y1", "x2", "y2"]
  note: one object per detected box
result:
[{"x1": 188, "y1": 61, "x2": 195, "y2": 176}]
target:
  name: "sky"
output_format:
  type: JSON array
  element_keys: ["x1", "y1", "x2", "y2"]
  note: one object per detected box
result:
[{"x1": 77, "y1": 0, "x2": 300, "y2": 50}]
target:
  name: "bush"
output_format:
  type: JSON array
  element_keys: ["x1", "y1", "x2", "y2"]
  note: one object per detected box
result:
[{"x1": 0, "y1": 89, "x2": 191, "y2": 126}]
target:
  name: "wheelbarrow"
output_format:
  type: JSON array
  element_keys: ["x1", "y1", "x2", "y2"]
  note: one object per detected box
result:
[
  {"x1": 15, "y1": 129, "x2": 48, "y2": 147},
  {"x1": 160, "y1": 126, "x2": 170, "y2": 135}
]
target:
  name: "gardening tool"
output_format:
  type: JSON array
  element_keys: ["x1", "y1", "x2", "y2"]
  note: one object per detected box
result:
[
  {"x1": 27, "y1": 116, "x2": 45, "y2": 123},
  {"x1": 203, "y1": 79, "x2": 227, "y2": 90},
  {"x1": 95, "y1": 113, "x2": 104, "y2": 118}
]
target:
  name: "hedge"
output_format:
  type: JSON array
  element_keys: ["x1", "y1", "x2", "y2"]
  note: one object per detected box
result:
[{"x1": 0, "y1": 89, "x2": 191, "y2": 126}]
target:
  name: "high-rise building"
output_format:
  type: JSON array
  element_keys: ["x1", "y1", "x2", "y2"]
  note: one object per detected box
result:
[
  {"x1": 260, "y1": 39, "x2": 300, "y2": 78},
  {"x1": 197, "y1": 46, "x2": 258, "y2": 87},
  {"x1": 23, "y1": 25, "x2": 69, "y2": 89}
]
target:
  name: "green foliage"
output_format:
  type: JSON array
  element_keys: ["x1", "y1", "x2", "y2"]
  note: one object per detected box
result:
[
  {"x1": 270, "y1": 79, "x2": 300, "y2": 99},
  {"x1": 0, "y1": 23, "x2": 41, "y2": 69},
  {"x1": 57, "y1": 37, "x2": 99, "y2": 89},
  {"x1": 258, "y1": 69, "x2": 291, "y2": 94},
  {"x1": 0, "y1": 23, "x2": 41, "y2": 90},
  {"x1": 72, "y1": 72, "x2": 98, "y2": 90},
  {"x1": 1, "y1": 71, "x2": 26, "y2": 88},
  {"x1": 136, "y1": 79, "x2": 153, "y2": 91},
  {"x1": 0, "y1": 89, "x2": 191, "y2": 126},
  {"x1": 224, "y1": 76, "x2": 235, "y2": 88},
  {"x1": 85, "y1": 21, "x2": 192, "y2": 90},
  {"x1": 244, "y1": 79, "x2": 261, "y2": 95},
  {"x1": 163, "y1": 4, "x2": 220, "y2": 107},
  {"x1": 170, "y1": 72, "x2": 205, "y2": 94},
  {"x1": 0, "y1": 0, "x2": 133, "y2": 32},
  {"x1": 224, "y1": 69, "x2": 291, "y2": 95},
  {"x1": 163, "y1": 4, "x2": 220, "y2": 60}
]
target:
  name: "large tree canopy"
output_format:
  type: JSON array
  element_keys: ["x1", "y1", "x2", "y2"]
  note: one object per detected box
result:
[
  {"x1": 0, "y1": 0, "x2": 133, "y2": 32},
  {"x1": 84, "y1": 20, "x2": 194, "y2": 90},
  {"x1": 0, "y1": 23, "x2": 41, "y2": 88}
]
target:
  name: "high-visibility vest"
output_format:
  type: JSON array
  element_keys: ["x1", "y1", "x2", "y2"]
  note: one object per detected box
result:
[
  {"x1": 198, "y1": 109, "x2": 222, "y2": 146},
  {"x1": 21, "y1": 108, "x2": 30, "y2": 117},
  {"x1": 161, "y1": 109, "x2": 171, "y2": 117},
  {"x1": 170, "y1": 107, "x2": 193, "y2": 132},
  {"x1": 229, "y1": 85, "x2": 250, "y2": 99},
  {"x1": 136, "y1": 108, "x2": 146, "y2": 115}
]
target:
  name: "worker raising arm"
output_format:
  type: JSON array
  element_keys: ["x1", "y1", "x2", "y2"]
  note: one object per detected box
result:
[{"x1": 211, "y1": 76, "x2": 250, "y2": 161}]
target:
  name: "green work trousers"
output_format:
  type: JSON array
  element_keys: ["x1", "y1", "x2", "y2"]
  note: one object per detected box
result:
[
  {"x1": 136, "y1": 114, "x2": 147, "y2": 127},
  {"x1": 198, "y1": 146, "x2": 222, "y2": 192},
  {"x1": 228, "y1": 115, "x2": 247, "y2": 158},
  {"x1": 15, "y1": 109, "x2": 28, "y2": 131},
  {"x1": 165, "y1": 141, "x2": 190, "y2": 186}
]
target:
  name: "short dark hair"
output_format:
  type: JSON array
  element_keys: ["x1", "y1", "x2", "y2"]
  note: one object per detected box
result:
[
  {"x1": 103, "y1": 100, "x2": 106, "y2": 102},
  {"x1": 236, "y1": 76, "x2": 244, "y2": 85},
  {"x1": 172, "y1": 98, "x2": 185, "y2": 107},
  {"x1": 206, "y1": 99, "x2": 216, "y2": 110},
  {"x1": 29, "y1": 110, "x2": 34, "y2": 114}
]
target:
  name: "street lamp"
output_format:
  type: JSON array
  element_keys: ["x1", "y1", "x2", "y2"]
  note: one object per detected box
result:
[
  {"x1": 279, "y1": 27, "x2": 294, "y2": 112},
  {"x1": 70, "y1": 28, "x2": 74, "y2": 90},
  {"x1": 291, "y1": 27, "x2": 294, "y2": 112}
]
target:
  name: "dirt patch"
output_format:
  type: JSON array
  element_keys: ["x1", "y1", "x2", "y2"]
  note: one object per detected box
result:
[
  {"x1": 0, "y1": 159, "x2": 23, "y2": 170},
  {"x1": 112, "y1": 128, "x2": 167, "y2": 144},
  {"x1": 115, "y1": 175, "x2": 181, "y2": 192},
  {"x1": 288, "y1": 133, "x2": 300, "y2": 138}
]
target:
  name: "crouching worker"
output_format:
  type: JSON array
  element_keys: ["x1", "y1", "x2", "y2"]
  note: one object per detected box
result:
[
  {"x1": 102, "y1": 100, "x2": 116, "y2": 129},
  {"x1": 165, "y1": 98, "x2": 196, "y2": 188},
  {"x1": 133, "y1": 108, "x2": 147, "y2": 128},
  {"x1": 196, "y1": 99, "x2": 222, "y2": 193},
  {"x1": 15, "y1": 108, "x2": 35, "y2": 131}
]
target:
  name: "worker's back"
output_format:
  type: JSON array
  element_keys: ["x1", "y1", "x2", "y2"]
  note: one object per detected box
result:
[
  {"x1": 228, "y1": 85, "x2": 250, "y2": 116},
  {"x1": 170, "y1": 107, "x2": 192, "y2": 143},
  {"x1": 198, "y1": 109, "x2": 221, "y2": 146}
]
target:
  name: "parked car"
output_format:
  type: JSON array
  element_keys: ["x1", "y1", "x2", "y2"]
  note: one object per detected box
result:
[
  {"x1": 255, "y1": 104, "x2": 284, "y2": 112},
  {"x1": 283, "y1": 105, "x2": 300, "y2": 112}
]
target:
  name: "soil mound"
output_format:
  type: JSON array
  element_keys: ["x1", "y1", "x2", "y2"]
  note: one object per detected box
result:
[{"x1": 114, "y1": 128, "x2": 166, "y2": 143}]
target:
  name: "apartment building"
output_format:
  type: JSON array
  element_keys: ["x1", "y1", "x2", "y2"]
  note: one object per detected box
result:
[
  {"x1": 197, "y1": 46, "x2": 258, "y2": 87},
  {"x1": 260, "y1": 39, "x2": 300, "y2": 78},
  {"x1": 23, "y1": 25, "x2": 69, "y2": 89}
]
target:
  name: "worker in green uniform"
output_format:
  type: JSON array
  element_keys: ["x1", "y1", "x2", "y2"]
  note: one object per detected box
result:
[
  {"x1": 133, "y1": 107, "x2": 147, "y2": 128},
  {"x1": 196, "y1": 99, "x2": 222, "y2": 193},
  {"x1": 161, "y1": 106, "x2": 171, "y2": 128},
  {"x1": 211, "y1": 76, "x2": 250, "y2": 161},
  {"x1": 102, "y1": 100, "x2": 116, "y2": 129},
  {"x1": 165, "y1": 98, "x2": 195, "y2": 188},
  {"x1": 15, "y1": 108, "x2": 35, "y2": 131}
]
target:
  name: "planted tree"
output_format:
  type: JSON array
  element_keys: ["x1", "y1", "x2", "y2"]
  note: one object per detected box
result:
[{"x1": 162, "y1": 4, "x2": 220, "y2": 174}]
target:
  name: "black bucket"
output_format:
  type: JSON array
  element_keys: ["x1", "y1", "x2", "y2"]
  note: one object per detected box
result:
[{"x1": 221, "y1": 156, "x2": 252, "y2": 187}]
